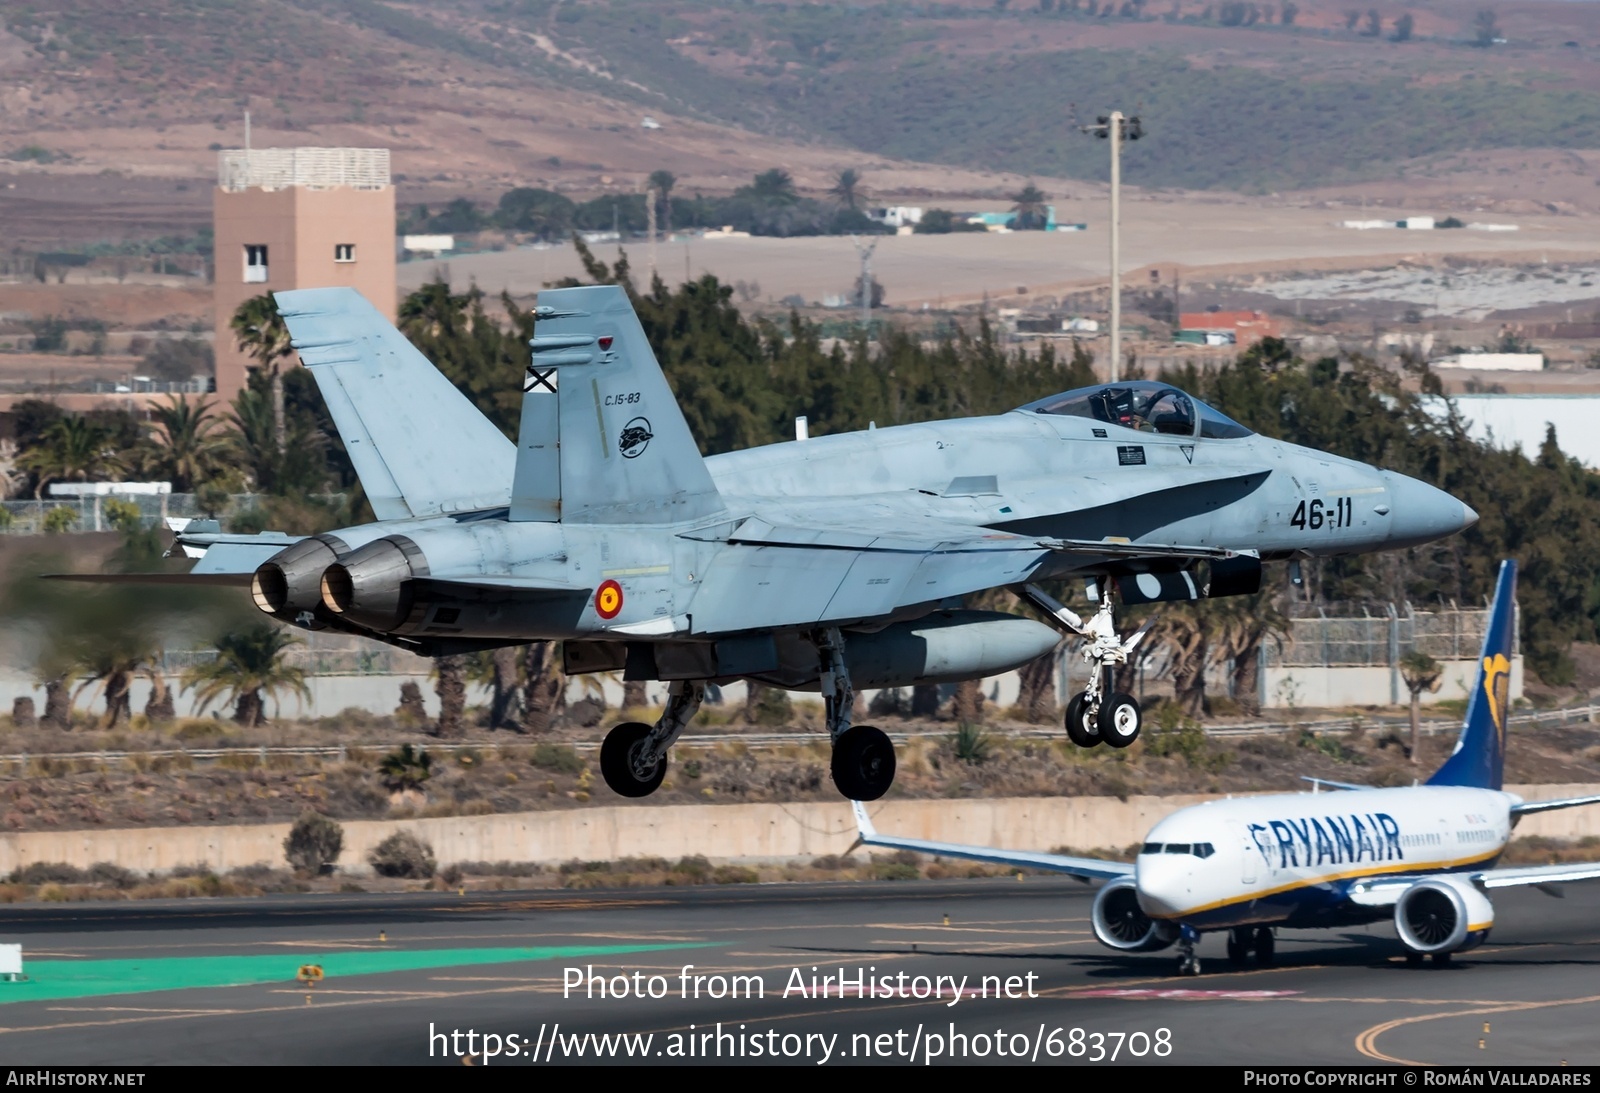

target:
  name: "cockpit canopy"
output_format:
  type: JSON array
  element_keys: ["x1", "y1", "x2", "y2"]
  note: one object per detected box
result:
[{"x1": 1019, "y1": 381, "x2": 1254, "y2": 440}]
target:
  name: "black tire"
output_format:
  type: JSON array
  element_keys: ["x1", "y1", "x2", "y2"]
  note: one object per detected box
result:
[
  {"x1": 1178, "y1": 954, "x2": 1201, "y2": 977},
  {"x1": 1064, "y1": 692, "x2": 1101, "y2": 748},
  {"x1": 1430, "y1": 951, "x2": 1452, "y2": 967},
  {"x1": 599, "y1": 721, "x2": 667, "y2": 798},
  {"x1": 1099, "y1": 693, "x2": 1142, "y2": 748},
  {"x1": 831, "y1": 725, "x2": 897, "y2": 801},
  {"x1": 1253, "y1": 926, "x2": 1275, "y2": 967},
  {"x1": 1226, "y1": 933, "x2": 1248, "y2": 966},
  {"x1": 1405, "y1": 950, "x2": 1425, "y2": 967}
]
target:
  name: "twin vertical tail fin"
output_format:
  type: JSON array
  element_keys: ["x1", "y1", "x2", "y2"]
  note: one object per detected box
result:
[
  {"x1": 1427, "y1": 559, "x2": 1517, "y2": 791},
  {"x1": 276, "y1": 288, "x2": 516, "y2": 519},
  {"x1": 510, "y1": 284, "x2": 724, "y2": 525}
]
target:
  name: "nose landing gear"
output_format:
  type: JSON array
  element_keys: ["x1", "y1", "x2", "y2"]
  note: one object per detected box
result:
[{"x1": 1019, "y1": 583, "x2": 1153, "y2": 751}]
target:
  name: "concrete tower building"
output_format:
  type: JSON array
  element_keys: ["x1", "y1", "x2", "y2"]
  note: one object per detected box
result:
[{"x1": 212, "y1": 147, "x2": 396, "y2": 401}]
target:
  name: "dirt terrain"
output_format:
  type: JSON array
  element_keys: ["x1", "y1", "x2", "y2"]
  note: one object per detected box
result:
[{"x1": 0, "y1": 700, "x2": 1595, "y2": 836}]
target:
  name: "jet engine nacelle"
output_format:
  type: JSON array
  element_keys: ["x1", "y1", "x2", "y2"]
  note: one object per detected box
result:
[
  {"x1": 1092, "y1": 878, "x2": 1179, "y2": 952},
  {"x1": 1394, "y1": 877, "x2": 1494, "y2": 955},
  {"x1": 251, "y1": 534, "x2": 349, "y2": 625}
]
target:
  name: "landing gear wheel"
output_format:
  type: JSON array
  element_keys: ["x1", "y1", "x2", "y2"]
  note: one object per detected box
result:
[
  {"x1": 1064, "y1": 692, "x2": 1102, "y2": 748},
  {"x1": 1226, "y1": 931, "x2": 1249, "y2": 967},
  {"x1": 831, "y1": 725, "x2": 897, "y2": 801},
  {"x1": 1430, "y1": 951, "x2": 1452, "y2": 967},
  {"x1": 1098, "y1": 693, "x2": 1142, "y2": 749},
  {"x1": 1177, "y1": 954, "x2": 1202, "y2": 977},
  {"x1": 1253, "y1": 926, "x2": 1275, "y2": 967},
  {"x1": 1405, "y1": 951, "x2": 1425, "y2": 967},
  {"x1": 599, "y1": 722, "x2": 667, "y2": 799}
]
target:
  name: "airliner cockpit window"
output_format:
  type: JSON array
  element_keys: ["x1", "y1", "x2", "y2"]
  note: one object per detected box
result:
[{"x1": 1021, "y1": 381, "x2": 1197, "y2": 436}]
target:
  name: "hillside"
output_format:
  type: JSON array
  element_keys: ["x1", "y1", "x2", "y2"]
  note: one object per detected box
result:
[{"x1": 5, "y1": 0, "x2": 1600, "y2": 219}]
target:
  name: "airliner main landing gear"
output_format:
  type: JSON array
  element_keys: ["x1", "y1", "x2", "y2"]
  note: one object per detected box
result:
[
  {"x1": 599, "y1": 680, "x2": 704, "y2": 798},
  {"x1": 816, "y1": 627, "x2": 896, "y2": 801},
  {"x1": 1226, "y1": 926, "x2": 1275, "y2": 967},
  {"x1": 1019, "y1": 583, "x2": 1153, "y2": 750}
]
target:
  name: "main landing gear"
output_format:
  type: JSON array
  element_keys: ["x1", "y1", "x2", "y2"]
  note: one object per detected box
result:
[
  {"x1": 1020, "y1": 583, "x2": 1153, "y2": 751},
  {"x1": 1226, "y1": 926, "x2": 1275, "y2": 968},
  {"x1": 597, "y1": 628, "x2": 897, "y2": 802},
  {"x1": 599, "y1": 680, "x2": 703, "y2": 798},
  {"x1": 816, "y1": 627, "x2": 896, "y2": 801}
]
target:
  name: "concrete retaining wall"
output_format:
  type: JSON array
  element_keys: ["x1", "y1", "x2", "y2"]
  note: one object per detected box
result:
[
  {"x1": 2, "y1": 784, "x2": 1596, "y2": 877},
  {"x1": 1262, "y1": 658, "x2": 1525, "y2": 709}
]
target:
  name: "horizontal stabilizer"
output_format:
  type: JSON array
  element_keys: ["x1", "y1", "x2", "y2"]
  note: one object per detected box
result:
[
  {"x1": 276, "y1": 287, "x2": 515, "y2": 520},
  {"x1": 45, "y1": 572, "x2": 253, "y2": 587},
  {"x1": 1511, "y1": 793, "x2": 1600, "y2": 817}
]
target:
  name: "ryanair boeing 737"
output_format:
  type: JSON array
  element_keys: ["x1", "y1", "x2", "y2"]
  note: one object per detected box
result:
[{"x1": 855, "y1": 560, "x2": 1600, "y2": 975}]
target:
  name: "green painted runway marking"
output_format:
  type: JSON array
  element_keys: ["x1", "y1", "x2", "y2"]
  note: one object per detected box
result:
[{"x1": 0, "y1": 942, "x2": 718, "y2": 1004}]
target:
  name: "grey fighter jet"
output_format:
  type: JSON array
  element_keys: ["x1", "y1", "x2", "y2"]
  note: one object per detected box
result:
[{"x1": 156, "y1": 285, "x2": 1476, "y2": 802}]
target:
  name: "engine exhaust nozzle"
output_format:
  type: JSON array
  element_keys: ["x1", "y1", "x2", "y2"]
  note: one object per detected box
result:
[
  {"x1": 319, "y1": 535, "x2": 428, "y2": 632},
  {"x1": 251, "y1": 535, "x2": 348, "y2": 622}
]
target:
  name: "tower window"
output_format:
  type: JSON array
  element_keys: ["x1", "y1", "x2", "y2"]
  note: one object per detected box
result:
[
  {"x1": 243, "y1": 244, "x2": 268, "y2": 284},
  {"x1": 334, "y1": 243, "x2": 355, "y2": 263}
]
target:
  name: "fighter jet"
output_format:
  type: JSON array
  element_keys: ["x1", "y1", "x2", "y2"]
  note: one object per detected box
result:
[{"x1": 152, "y1": 285, "x2": 1475, "y2": 803}]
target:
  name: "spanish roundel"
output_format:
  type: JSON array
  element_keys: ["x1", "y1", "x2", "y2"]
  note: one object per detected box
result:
[{"x1": 595, "y1": 579, "x2": 624, "y2": 619}]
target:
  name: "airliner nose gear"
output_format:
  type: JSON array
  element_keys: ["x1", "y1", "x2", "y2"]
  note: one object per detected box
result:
[
  {"x1": 599, "y1": 680, "x2": 704, "y2": 798},
  {"x1": 1176, "y1": 924, "x2": 1202, "y2": 977},
  {"x1": 815, "y1": 627, "x2": 897, "y2": 801},
  {"x1": 1018, "y1": 583, "x2": 1151, "y2": 749}
]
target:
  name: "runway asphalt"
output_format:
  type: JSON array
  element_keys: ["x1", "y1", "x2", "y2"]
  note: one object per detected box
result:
[{"x1": 0, "y1": 877, "x2": 1595, "y2": 1066}]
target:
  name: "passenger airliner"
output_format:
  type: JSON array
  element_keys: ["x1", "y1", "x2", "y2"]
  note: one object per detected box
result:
[{"x1": 854, "y1": 560, "x2": 1600, "y2": 975}]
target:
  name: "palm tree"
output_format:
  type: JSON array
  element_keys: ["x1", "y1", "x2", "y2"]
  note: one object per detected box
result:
[
  {"x1": 1009, "y1": 182, "x2": 1051, "y2": 231},
  {"x1": 142, "y1": 395, "x2": 223, "y2": 493},
  {"x1": 18, "y1": 416, "x2": 125, "y2": 498},
  {"x1": 648, "y1": 169, "x2": 676, "y2": 233},
  {"x1": 378, "y1": 743, "x2": 433, "y2": 793},
  {"x1": 1400, "y1": 650, "x2": 1443, "y2": 764},
  {"x1": 230, "y1": 294, "x2": 296, "y2": 455},
  {"x1": 182, "y1": 625, "x2": 309, "y2": 727},
  {"x1": 433, "y1": 653, "x2": 467, "y2": 739},
  {"x1": 749, "y1": 168, "x2": 798, "y2": 204},
  {"x1": 520, "y1": 641, "x2": 566, "y2": 733},
  {"x1": 829, "y1": 168, "x2": 865, "y2": 211}
]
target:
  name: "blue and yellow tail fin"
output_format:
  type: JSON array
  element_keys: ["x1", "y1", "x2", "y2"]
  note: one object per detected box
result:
[{"x1": 1427, "y1": 559, "x2": 1517, "y2": 791}]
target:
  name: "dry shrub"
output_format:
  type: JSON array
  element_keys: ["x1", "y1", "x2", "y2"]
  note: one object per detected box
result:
[{"x1": 368, "y1": 831, "x2": 436, "y2": 879}]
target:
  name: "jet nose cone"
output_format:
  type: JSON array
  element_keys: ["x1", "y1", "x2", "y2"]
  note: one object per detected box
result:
[
  {"x1": 1133, "y1": 863, "x2": 1188, "y2": 918},
  {"x1": 1382, "y1": 471, "x2": 1476, "y2": 549}
]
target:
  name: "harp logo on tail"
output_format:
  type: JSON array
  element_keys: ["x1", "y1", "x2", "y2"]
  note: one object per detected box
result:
[{"x1": 1482, "y1": 652, "x2": 1511, "y2": 746}]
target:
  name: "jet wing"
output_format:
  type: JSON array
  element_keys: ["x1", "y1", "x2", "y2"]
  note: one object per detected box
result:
[
  {"x1": 1347, "y1": 861, "x2": 1600, "y2": 906},
  {"x1": 851, "y1": 801, "x2": 1133, "y2": 882},
  {"x1": 687, "y1": 516, "x2": 1247, "y2": 636},
  {"x1": 687, "y1": 519, "x2": 1054, "y2": 634}
]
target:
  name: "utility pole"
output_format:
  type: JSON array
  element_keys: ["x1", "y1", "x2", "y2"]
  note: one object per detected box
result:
[
  {"x1": 852, "y1": 235, "x2": 878, "y2": 335},
  {"x1": 1078, "y1": 110, "x2": 1142, "y2": 382},
  {"x1": 645, "y1": 186, "x2": 658, "y2": 283}
]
